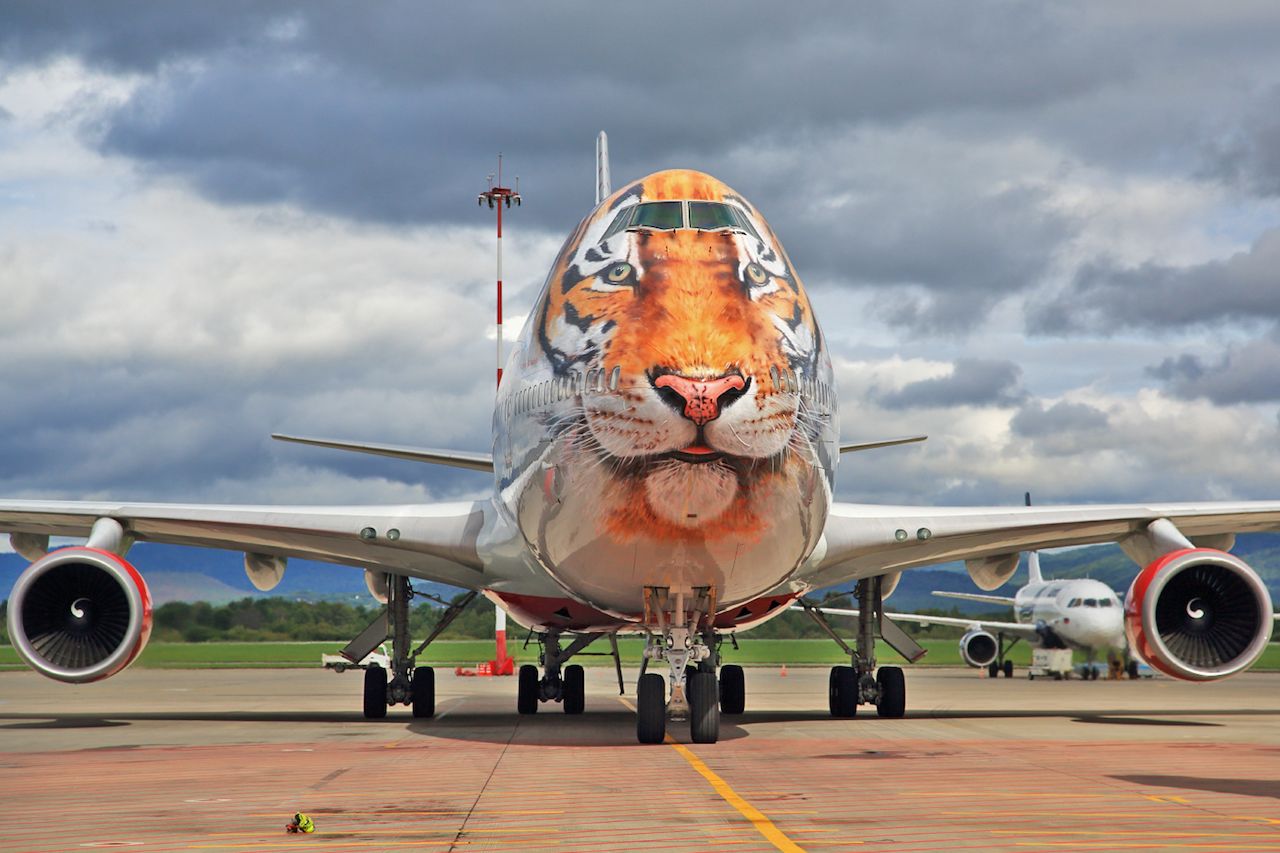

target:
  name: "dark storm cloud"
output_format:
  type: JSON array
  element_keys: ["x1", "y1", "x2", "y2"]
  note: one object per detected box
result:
[
  {"x1": 1147, "y1": 336, "x2": 1280, "y2": 404},
  {"x1": 878, "y1": 358, "x2": 1026, "y2": 409},
  {"x1": 1030, "y1": 227, "x2": 1280, "y2": 334},
  {"x1": 1010, "y1": 400, "x2": 1109, "y2": 437},
  {"x1": 1204, "y1": 85, "x2": 1280, "y2": 197},
  {"x1": 2, "y1": 4, "x2": 1142, "y2": 255},
  {"x1": 12, "y1": 1, "x2": 1280, "y2": 337}
]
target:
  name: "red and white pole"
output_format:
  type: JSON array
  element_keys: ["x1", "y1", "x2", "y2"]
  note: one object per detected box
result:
[{"x1": 479, "y1": 155, "x2": 519, "y2": 390}]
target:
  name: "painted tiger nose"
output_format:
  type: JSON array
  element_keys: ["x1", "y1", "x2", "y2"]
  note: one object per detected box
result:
[{"x1": 653, "y1": 373, "x2": 748, "y2": 425}]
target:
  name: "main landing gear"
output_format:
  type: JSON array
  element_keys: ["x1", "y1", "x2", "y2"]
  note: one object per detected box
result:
[
  {"x1": 801, "y1": 576, "x2": 924, "y2": 720},
  {"x1": 635, "y1": 586, "x2": 724, "y2": 745},
  {"x1": 345, "y1": 575, "x2": 476, "y2": 719},
  {"x1": 986, "y1": 632, "x2": 1020, "y2": 679},
  {"x1": 516, "y1": 629, "x2": 616, "y2": 715}
]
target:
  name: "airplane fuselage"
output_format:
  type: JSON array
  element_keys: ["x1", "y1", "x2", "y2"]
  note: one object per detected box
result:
[
  {"x1": 1014, "y1": 578, "x2": 1125, "y2": 651},
  {"x1": 490, "y1": 170, "x2": 838, "y2": 626}
]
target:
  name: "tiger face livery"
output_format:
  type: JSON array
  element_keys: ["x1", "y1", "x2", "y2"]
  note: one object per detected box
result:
[{"x1": 502, "y1": 170, "x2": 835, "y2": 608}]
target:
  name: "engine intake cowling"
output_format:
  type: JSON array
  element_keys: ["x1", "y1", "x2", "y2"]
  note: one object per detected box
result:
[
  {"x1": 6, "y1": 547, "x2": 153, "y2": 683},
  {"x1": 1124, "y1": 548, "x2": 1273, "y2": 681},
  {"x1": 959, "y1": 629, "x2": 999, "y2": 668}
]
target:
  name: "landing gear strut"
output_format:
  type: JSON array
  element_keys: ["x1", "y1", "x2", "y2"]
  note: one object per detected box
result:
[
  {"x1": 636, "y1": 586, "x2": 720, "y2": 744},
  {"x1": 345, "y1": 575, "x2": 475, "y2": 719},
  {"x1": 986, "y1": 632, "x2": 1020, "y2": 679},
  {"x1": 516, "y1": 629, "x2": 603, "y2": 715},
  {"x1": 802, "y1": 576, "x2": 924, "y2": 719}
]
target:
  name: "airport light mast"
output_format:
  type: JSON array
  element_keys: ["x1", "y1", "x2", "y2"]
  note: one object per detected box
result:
[
  {"x1": 475, "y1": 157, "x2": 519, "y2": 679},
  {"x1": 477, "y1": 155, "x2": 521, "y2": 388}
]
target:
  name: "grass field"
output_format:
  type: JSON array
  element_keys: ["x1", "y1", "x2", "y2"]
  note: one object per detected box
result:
[{"x1": 2, "y1": 639, "x2": 1278, "y2": 671}]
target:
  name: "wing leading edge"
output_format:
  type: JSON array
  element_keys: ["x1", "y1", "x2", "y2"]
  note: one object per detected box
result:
[
  {"x1": 0, "y1": 499, "x2": 488, "y2": 590},
  {"x1": 807, "y1": 500, "x2": 1280, "y2": 590}
]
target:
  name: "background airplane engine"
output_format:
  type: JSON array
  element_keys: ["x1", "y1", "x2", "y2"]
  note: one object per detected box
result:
[
  {"x1": 1124, "y1": 548, "x2": 1273, "y2": 681},
  {"x1": 958, "y1": 629, "x2": 999, "y2": 668},
  {"x1": 6, "y1": 547, "x2": 153, "y2": 683}
]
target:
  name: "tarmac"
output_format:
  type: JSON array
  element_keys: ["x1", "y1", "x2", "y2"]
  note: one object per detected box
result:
[{"x1": 1, "y1": 665, "x2": 1278, "y2": 852}]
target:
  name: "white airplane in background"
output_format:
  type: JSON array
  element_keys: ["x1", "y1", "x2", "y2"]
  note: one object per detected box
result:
[
  {"x1": 4, "y1": 133, "x2": 1278, "y2": 745},
  {"x1": 797, "y1": 547, "x2": 1131, "y2": 683}
]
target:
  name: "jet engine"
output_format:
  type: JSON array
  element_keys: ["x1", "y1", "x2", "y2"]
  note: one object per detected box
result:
[
  {"x1": 1124, "y1": 548, "x2": 1273, "y2": 681},
  {"x1": 958, "y1": 629, "x2": 999, "y2": 668},
  {"x1": 6, "y1": 547, "x2": 153, "y2": 683}
]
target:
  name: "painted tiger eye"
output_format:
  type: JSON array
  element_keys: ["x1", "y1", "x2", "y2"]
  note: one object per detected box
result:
[
  {"x1": 606, "y1": 262, "x2": 633, "y2": 282},
  {"x1": 746, "y1": 263, "x2": 768, "y2": 285}
]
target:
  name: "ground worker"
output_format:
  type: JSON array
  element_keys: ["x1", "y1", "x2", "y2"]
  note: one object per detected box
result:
[{"x1": 285, "y1": 813, "x2": 315, "y2": 834}]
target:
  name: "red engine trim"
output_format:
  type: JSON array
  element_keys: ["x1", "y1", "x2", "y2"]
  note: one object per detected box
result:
[
  {"x1": 1124, "y1": 546, "x2": 1272, "y2": 681},
  {"x1": 82, "y1": 547, "x2": 154, "y2": 674}
]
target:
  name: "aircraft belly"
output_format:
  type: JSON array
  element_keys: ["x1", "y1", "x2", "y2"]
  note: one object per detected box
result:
[{"x1": 514, "y1": 448, "x2": 829, "y2": 615}]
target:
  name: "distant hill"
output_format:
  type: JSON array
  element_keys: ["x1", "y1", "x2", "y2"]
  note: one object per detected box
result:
[{"x1": 4, "y1": 533, "x2": 1278, "y2": 613}]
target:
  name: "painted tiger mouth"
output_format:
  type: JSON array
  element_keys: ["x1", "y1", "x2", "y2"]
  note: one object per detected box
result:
[{"x1": 664, "y1": 444, "x2": 726, "y2": 464}]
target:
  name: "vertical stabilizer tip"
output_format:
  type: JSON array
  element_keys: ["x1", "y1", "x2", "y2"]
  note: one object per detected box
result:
[{"x1": 596, "y1": 131, "x2": 611, "y2": 205}]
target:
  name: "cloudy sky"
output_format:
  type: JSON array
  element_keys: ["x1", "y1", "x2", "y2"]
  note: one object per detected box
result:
[{"x1": 3, "y1": 1, "x2": 1280, "y2": 532}]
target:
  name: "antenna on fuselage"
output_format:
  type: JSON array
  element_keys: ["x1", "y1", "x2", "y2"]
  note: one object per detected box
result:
[
  {"x1": 1025, "y1": 491, "x2": 1044, "y2": 585},
  {"x1": 477, "y1": 154, "x2": 521, "y2": 388},
  {"x1": 595, "y1": 131, "x2": 611, "y2": 204}
]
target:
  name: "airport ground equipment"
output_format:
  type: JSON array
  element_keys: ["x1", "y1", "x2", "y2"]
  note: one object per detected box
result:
[
  {"x1": 1029, "y1": 648, "x2": 1074, "y2": 680},
  {"x1": 323, "y1": 644, "x2": 390, "y2": 673}
]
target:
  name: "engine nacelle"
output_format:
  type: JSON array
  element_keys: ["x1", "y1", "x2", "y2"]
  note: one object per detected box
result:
[
  {"x1": 6, "y1": 547, "x2": 153, "y2": 683},
  {"x1": 1124, "y1": 548, "x2": 1273, "y2": 681},
  {"x1": 958, "y1": 629, "x2": 999, "y2": 668}
]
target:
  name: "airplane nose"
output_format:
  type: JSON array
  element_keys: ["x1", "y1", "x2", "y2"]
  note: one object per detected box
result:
[{"x1": 653, "y1": 372, "x2": 748, "y2": 425}]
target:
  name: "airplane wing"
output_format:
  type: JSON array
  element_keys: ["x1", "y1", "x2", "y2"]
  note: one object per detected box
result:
[
  {"x1": 0, "y1": 498, "x2": 488, "y2": 589},
  {"x1": 932, "y1": 591, "x2": 1017, "y2": 606},
  {"x1": 807, "y1": 500, "x2": 1280, "y2": 590},
  {"x1": 794, "y1": 605, "x2": 1040, "y2": 640}
]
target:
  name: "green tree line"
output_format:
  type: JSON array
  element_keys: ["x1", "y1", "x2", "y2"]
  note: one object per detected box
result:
[{"x1": 0, "y1": 595, "x2": 990, "y2": 644}]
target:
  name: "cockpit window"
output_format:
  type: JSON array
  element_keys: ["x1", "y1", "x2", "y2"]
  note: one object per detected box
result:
[
  {"x1": 1068, "y1": 598, "x2": 1081, "y2": 608},
  {"x1": 688, "y1": 202, "x2": 737, "y2": 231},
  {"x1": 602, "y1": 200, "x2": 761, "y2": 241},
  {"x1": 1084, "y1": 598, "x2": 1098, "y2": 607},
  {"x1": 1098, "y1": 598, "x2": 1113, "y2": 607},
  {"x1": 631, "y1": 201, "x2": 683, "y2": 230}
]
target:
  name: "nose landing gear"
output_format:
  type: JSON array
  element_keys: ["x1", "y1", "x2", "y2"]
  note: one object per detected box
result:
[{"x1": 636, "y1": 586, "x2": 721, "y2": 744}]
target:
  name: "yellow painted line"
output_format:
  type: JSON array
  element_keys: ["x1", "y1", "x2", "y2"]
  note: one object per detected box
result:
[
  {"x1": 665, "y1": 736, "x2": 811, "y2": 852},
  {"x1": 617, "y1": 696, "x2": 815, "y2": 852},
  {"x1": 1143, "y1": 794, "x2": 1191, "y2": 804}
]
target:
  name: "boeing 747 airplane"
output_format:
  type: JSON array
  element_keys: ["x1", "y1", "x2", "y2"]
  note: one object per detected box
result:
[{"x1": 3, "y1": 135, "x2": 1277, "y2": 744}]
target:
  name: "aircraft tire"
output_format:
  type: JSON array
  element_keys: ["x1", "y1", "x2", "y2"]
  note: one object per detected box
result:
[
  {"x1": 689, "y1": 671, "x2": 720, "y2": 744},
  {"x1": 411, "y1": 667, "x2": 435, "y2": 718},
  {"x1": 1003, "y1": 660, "x2": 1014, "y2": 679},
  {"x1": 563, "y1": 664, "x2": 585, "y2": 715},
  {"x1": 987, "y1": 662, "x2": 999, "y2": 679},
  {"x1": 637, "y1": 673, "x2": 666, "y2": 744},
  {"x1": 363, "y1": 665, "x2": 387, "y2": 719},
  {"x1": 719, "y1": 664, "x2": 746, "y2": 714},
  {"x1": 876, "y1": 666, "x2": 906, "y2": 718},
  {"x1": 517, "y1": 664, "x2": 539, "y2": 715},
  {"x1": 1127, "y1": 660, "x2": 1140, "y2": 679},
  {"x1": 829, "y1": 665, "x2": 858, "y2": 717}
]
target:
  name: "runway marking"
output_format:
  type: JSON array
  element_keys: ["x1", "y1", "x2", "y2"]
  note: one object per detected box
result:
[
  {"x1": 616, "y1": 696, "x2": 810, "y2": 852},
  {"x1": 1143, "y1": 794, "x2": 1190, "y2": 803}
]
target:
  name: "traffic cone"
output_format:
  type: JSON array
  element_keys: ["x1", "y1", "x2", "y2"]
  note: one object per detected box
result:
[{"x1": 780, "y1": 664, "x2": 788, "y2": 677}]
